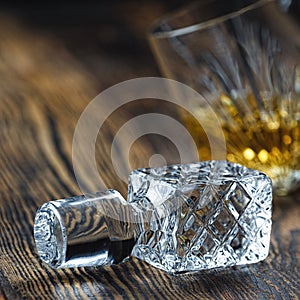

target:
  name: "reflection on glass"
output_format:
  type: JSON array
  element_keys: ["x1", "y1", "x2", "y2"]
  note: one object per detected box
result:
[{"x1": 149, "y1": 0, "x2": 300, "y2": 196}]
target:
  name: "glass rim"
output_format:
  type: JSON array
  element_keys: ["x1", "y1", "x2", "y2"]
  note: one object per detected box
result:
[{"x1": 149, "y1": 0, "x2": 274, "y2": 39}]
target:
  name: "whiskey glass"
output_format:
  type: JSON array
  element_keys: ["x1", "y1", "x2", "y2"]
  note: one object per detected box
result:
[{"x1": 149, "y1": 0, "x2": 300, "y2": 196}]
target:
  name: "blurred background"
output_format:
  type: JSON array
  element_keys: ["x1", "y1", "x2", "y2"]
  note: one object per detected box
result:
[
  {"x1": 0, "y1": 0, "x2": 194, "y2": 87},
  {"x1": 0, "y1": 0, "x2": 297, "y2": 85},
  {"x1": 0, "y1": 0, "x2": 299, "y2": 193}
]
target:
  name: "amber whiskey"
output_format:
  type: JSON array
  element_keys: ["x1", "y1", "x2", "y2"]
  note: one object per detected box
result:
[{"x1": 182, "y1": 92, "x2": 300, "y2": 196}]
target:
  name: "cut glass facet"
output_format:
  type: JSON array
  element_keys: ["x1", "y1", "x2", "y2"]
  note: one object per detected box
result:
[{"x1": 128, "y1": 160, "x2": 272, "y2": 273}]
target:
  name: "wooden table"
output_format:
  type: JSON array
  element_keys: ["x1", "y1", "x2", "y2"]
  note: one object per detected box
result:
[{"x1": 0, "y1": 7, "x2": 299, "y2": 299}]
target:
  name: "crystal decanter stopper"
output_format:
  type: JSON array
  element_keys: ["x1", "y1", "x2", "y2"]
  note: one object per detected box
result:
[
  {"x1": 34, "y1": 161, "x2": 273, "y2": 273},
  {"x1": 34, "y1": 190, "x2": 136, "y2": 268}
]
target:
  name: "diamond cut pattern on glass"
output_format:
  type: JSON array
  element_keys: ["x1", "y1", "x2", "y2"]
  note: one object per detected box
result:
[
  {"x1": 128, "y1": 161, "x2": 272, "y2": 273},
  {"x1": 190, "y1": 228, "x2": 219, "y2": 257},
  {"x1": 225, "y1": 183, "x2": 252, "y2": 216},
  {"x1": 193, "y1": 185, "x2": 221, "y2": 223},
  {"x1": 209, "y1": 207, "x2": 236, "y2": 241}
]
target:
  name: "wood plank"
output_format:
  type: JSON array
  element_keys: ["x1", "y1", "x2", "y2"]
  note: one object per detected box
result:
[{"x1": 0, "y1": 15, "x2": 299, "y2": 300}]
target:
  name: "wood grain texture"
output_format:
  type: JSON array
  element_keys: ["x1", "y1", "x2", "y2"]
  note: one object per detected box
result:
[{"x1": 0, "y1": 14, "x2": 299, "y2": 300}]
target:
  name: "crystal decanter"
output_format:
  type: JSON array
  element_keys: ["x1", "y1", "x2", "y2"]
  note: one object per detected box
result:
[{"x1": 34, "y1": 160, "x2": 272, "y2": 273}]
